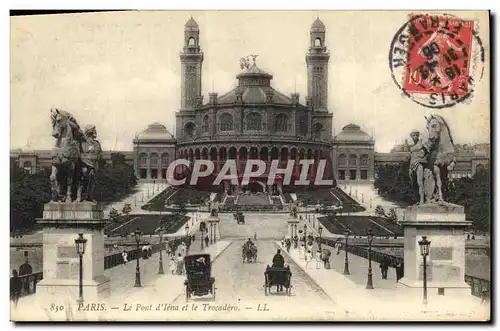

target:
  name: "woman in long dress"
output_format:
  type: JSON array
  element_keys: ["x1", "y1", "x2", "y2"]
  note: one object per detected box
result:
[
  {"x1": 315, "y1": 250, "x2": 322, "y2": 269},
  {"x1": 305, "y1": 250, "x2": 313, "y2": 269},
  {"x1": 299, "y1": 244, "x2": 305, "y2": 259},
  {"x1": 176, "y1": 253, "x2": 184, "y2": 275}
]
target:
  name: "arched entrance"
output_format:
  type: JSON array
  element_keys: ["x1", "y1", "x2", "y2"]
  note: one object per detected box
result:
[{"x1": 244, "y1": 181, "x2": 265, "y2": 193}]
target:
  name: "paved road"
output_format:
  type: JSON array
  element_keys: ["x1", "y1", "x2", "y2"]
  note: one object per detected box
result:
[
  {"x1": 219, "y1": 213, "x2": 288, "y2": 240},
  {"x1": 172, "y1": 239, "x2": 331, "y2": 307}
]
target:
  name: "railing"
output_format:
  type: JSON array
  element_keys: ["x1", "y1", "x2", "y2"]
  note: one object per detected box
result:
[
  {"x1": 11, "y1": 237, "x2": 194, "y2": 299},
  {"x1": 320, "y1": 238, "x2": 490, "y2": 300}
]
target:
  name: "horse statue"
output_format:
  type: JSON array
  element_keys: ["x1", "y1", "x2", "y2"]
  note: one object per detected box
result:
[
  {"x1": 424, "y1": 114, "x2": 456, "y2": 203},
  {"x1": 50, "y1": 108, "x2": 86, "y2": 203},
  {"x1": 408, "y1": 114, "x2": 456, "y2": 204}
]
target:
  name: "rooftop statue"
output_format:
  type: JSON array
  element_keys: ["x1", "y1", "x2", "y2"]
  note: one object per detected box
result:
[
  {"x1": 407, "y1": 114, "x2": 456, "y2": 205},
  {"x1": 240, "y1": 54, "x2": 258, "y2": 70},
  {"x1": 49, "y1": 108, "x2": 102, "y2": 203}
]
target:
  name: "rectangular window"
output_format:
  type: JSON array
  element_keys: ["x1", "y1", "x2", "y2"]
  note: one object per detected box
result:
[
  {"x1": 360, "y1": 170, "x2": 368, "y2": 180},
  {"x1": 338, "y1": 170, "x2": 345, "y2": 180},
  {"x1": 151, "y1": 169, "x2": 158, "y2": 179},
  {"x1": 162, "y1": 169, "x2": 167, "y2": 179},
  {"x1": 350, "y1": 170, "x2": 357, "y2": 180},
  {"x1": 140, "y1": 169, "x2": 147, "y2": 179}
]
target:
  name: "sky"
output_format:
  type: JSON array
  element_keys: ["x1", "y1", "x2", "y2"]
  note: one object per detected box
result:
[{"x1": 10, "y1": 10, "x2": 490, "y2": 152}]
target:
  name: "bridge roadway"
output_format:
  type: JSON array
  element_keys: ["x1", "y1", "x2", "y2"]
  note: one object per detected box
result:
[{"x1": 171, "y1": 213, "x2": 337, "y2": 320}]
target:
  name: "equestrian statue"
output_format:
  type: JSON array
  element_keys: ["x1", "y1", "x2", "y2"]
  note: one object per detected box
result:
[
  {"x1": 407, "y1": 114, "x2": 456, "y2": 205},
  {"x1": 49, "y1": 108, "x2": 102, "y2": 203}
]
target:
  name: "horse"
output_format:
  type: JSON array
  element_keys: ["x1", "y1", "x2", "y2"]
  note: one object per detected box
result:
[
  {"x1": 50, "y1": 108, "x2": 85, "y2": 203},
  {"x1": 424, "y1": 114, "x2": 456, "y2": 203}
]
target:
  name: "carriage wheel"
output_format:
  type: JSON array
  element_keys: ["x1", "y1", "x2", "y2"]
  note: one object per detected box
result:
[
  {"x1": 264, "y1": 284, "x2": 268, "y2": 296},
  {"x1": 212, "y1": 283, "x2": 216, "y2": 300},
  {"x1": 288, "y1": 285, "x2": 292, "y2": 296},
  {"x1": 185, "y1": 284, "x2": 190, "y2": 302}
]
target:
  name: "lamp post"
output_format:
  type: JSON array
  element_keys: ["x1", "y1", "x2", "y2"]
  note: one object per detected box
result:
[
  {"x1": 418, "y1": 236, "x2": 431, "y2": 305},
  {"x1": 74, "y1": 233, "x2": 87, "y2": 306},
  {"x1": 343, "y1": 230, "x2": 350, "y2": 275},
  {"x1": 303, "y1": 224, "x2": 307, "y2": 246},
  {"x1": 185, "y1": 224, "x2": 190, "y2": 253},
  {"x1": 361, "y1": 193, "x2": 364, "y2": 203},
  {"x1": 366, "y1": 229, "x2": 374, "y2": 289},
  {"x1": 318, "y1": 226, "x2": 323, "y2": 251},
  {"x1": 210, "y1": 223, "x2": 213, "y2": 244},
  {"x1": 134, "y1": 228, "x2": 142, "y2": 287},
  {"x1": 370, "y1": 198, "x2": 372, "y2": 209},
  {"x1": 158, "y1": 229, "x2": 164, "y2": 275}
]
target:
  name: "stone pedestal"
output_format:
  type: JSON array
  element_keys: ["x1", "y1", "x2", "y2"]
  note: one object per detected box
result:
[
  {"x1": 287, "y1": 218, "x2": 299, "y2": 239},
  {"x1": 36, "y1": 202, "x2": 109, "y2": 302},
  {"x1": 207, "y1": 215, "x2": 221, "y2": 242},
  {"x1": 398, "y1": 203, "x2": 472, "y2": 297}
]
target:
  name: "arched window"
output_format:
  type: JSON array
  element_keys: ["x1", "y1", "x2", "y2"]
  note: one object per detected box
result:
[
  {"x1": 246, "y1": 112, "x2": 262, "y2": 131},
  {"x1": 275, "y1": 114, "x2": 289, "y2": 132},
  {"x1": 139, "y1": 153, "x2": 148, "y2": 166},
  {"x1": 161, "y1": 153, "x2": 169, "y2": 166},
  {"x1": 314, "y1": 38, "x2": 322, "y2": 47},
  {"x1": 188, "y1": 37, "x2": 195, "y2": 47},
  {"x1": 150, "y1": 153, "x2": 159, "y2": 167},
  {"x1": 202, "y1": 115, "x2": 209, "y2": 133},
  {"x1": 313, "y1": 123, "x2": 323, "y2": 140},
  {"x1": 349, "y1": 154, "x2": 357, "y2": 166},
  {"x1": 338, "y1": 154, "x2": 346, "y2": 167},
  {"x1": 360, "y1": 154, "x2": 369, "y2": 166},
  {"x1": 184, "y1": 122, "x2": 195, "y2": 138},
  {"x1": 220, "y1": 113, "x2": 233, "y2": 131}
]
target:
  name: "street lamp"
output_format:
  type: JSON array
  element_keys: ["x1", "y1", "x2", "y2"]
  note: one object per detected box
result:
[
  {"x1": 418, "y1": 236, "x2": 431, "y2": 305},
  {"x1": 185, "y1": 224, "x2": 190, "y2": 253},
  {"x1": 366, "y1": 229, "x2": 374, "y2": 289},
  {"x1": 158, "y1": 229, "x2": 164, "y2": 275},
  {"x1": 303, "y1": 224, "x2": 307, "y2": 245},
  {"x1": 361, "y1": 193, "x2": 364, "y2": 203},
  {"x1": 134, "y1": 228, "x2": 142, "y2": 287},
  {"x1": 318, "y1": 226, "x2": 323, "y2": 251},
  {"x1": 343, "y1": 230, "x2": 350, "y2": 275},
  {"x1": 210, "y1": 223, "x2": 213, "y2": 244},
  {"x1": 74, "y1": 233, "x2": 87, "y2": 305}
]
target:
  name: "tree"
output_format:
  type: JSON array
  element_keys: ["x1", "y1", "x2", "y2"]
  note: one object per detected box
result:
[
  {"x1": 374, "y1": 205, "x2": 386, "y2": 218},
  {"x1": 110, "y1": 152, "x2": 126, "y2": 166},
  {"x1": 122, "y1": 203, "x2": 132, "y2": 215},
  {"x1": 387, "y1": 207, "x2": 397, "y2": 223},
  {"x1": 108, "y1": 208, "x2": 121, "y2": 222}
]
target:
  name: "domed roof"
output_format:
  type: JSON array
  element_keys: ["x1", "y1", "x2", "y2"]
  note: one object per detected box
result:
[
  {"x1": 311, "y1": 17, "x2": 325, "y2": 32},
  {"x1": 136, "y1": 122, "x2": 175, "y2": 141},
  {"x1": 20, "y1": 144, "x2": 36, "y2": 155},
  {"x1": 334, "y1": 124, "x2": 373, "y2": 142},
  {"x1": 185, "y1": 17, "x2": 199, "y2": 31}
]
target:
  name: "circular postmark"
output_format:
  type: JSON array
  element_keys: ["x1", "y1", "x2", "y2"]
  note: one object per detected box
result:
[{"x1": 389, "y1": 13, "x2": 485, "y2": 109}]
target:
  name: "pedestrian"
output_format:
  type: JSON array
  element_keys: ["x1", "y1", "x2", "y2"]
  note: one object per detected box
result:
[
  {"x1": 122, "y1": 250, "x2": 128, "y2": 264},
  {"x1": 18, "y1": 255, "x2": 33, "y2": 294},
  {"x1": 254, "y1": 232, "x2": 257, "y2": 241},
  {"x1": 305, "y1": 250, "x2": 313, "y2": 269},
  {"x1": 315, "y1": 250, "x2": 322, "y2": 269},
  {"x1": 299, "y1": 243, "x2": 305, "y2": 259},
  {"x1": 10, "y1": 269, "x2": 21, "y2": 308},
  {"x1": 176, "y1": 253, "x2": 184, "y2": 275},
  {"x1": 467, "y1": 233, "x2": 470, "y2": 240},
  {"x1": 205, "y1": 234, "x2": 209, "y2": 247},
  {"x1": 336, "y1": 241, "x2": 342, "y2": 255},
  {"x1": 380, "y1": 257, "x2": 389, "y2": 279},
  {"x1": 169, "y1": 256, "x2": 177, "y2": 275}
]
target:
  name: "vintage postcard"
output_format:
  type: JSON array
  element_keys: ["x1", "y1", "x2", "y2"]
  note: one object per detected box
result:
[{"x1": 10, "y1": 10, "x2": 490, "y2": 322}]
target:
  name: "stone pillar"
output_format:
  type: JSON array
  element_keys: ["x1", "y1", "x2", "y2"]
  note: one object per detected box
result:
[
  {"x1": 398, "y1": 203, "x2": 472, "y2": 297},
  {"x1": 207, "y1": 214, "x2": 220, "y2": 242},
  {"x1": 36, "y1": 202, "x2": 109, "y2": 303}
]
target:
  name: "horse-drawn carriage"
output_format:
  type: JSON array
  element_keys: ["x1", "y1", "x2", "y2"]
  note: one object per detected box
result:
[
  {"x1": 264, "y1": 265, "x2": 292, "y2": 295},
  {"x1": 242, "y1": 244, "x2": 258, "y2": 263},
  {"x1": 183, "y1": 254, "x2": 216, "y2": 302},
  {"x1": 234, "y1": 211, "x2": 245, "y2": 224}
]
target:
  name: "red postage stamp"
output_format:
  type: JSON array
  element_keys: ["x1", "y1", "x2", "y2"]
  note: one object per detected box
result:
[{"x1": 403, "y1": 15, "x2": 474, "y2": 96}]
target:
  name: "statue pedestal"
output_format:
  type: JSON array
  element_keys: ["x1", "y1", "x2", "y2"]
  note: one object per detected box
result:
[
  {"x1": 398, "y1": 203, "x2": 472, "y2": 297},
  {"x1": 36, "y1": 202, "x2": 110, "y2": 302},
  {"x1": 287, "y1": 218, "x2": 299, "y2": 239},
  {"x1": 207, "y1": 215, "x2": 221, "y2": 242}
]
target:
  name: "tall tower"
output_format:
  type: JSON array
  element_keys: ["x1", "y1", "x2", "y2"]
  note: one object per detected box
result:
[
  {"x1": 180, "y1": 17, "x2": 204, "y2": 110},
  {"x1": 306, "y1": 17, "x2": 330, "y2": 111}
]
